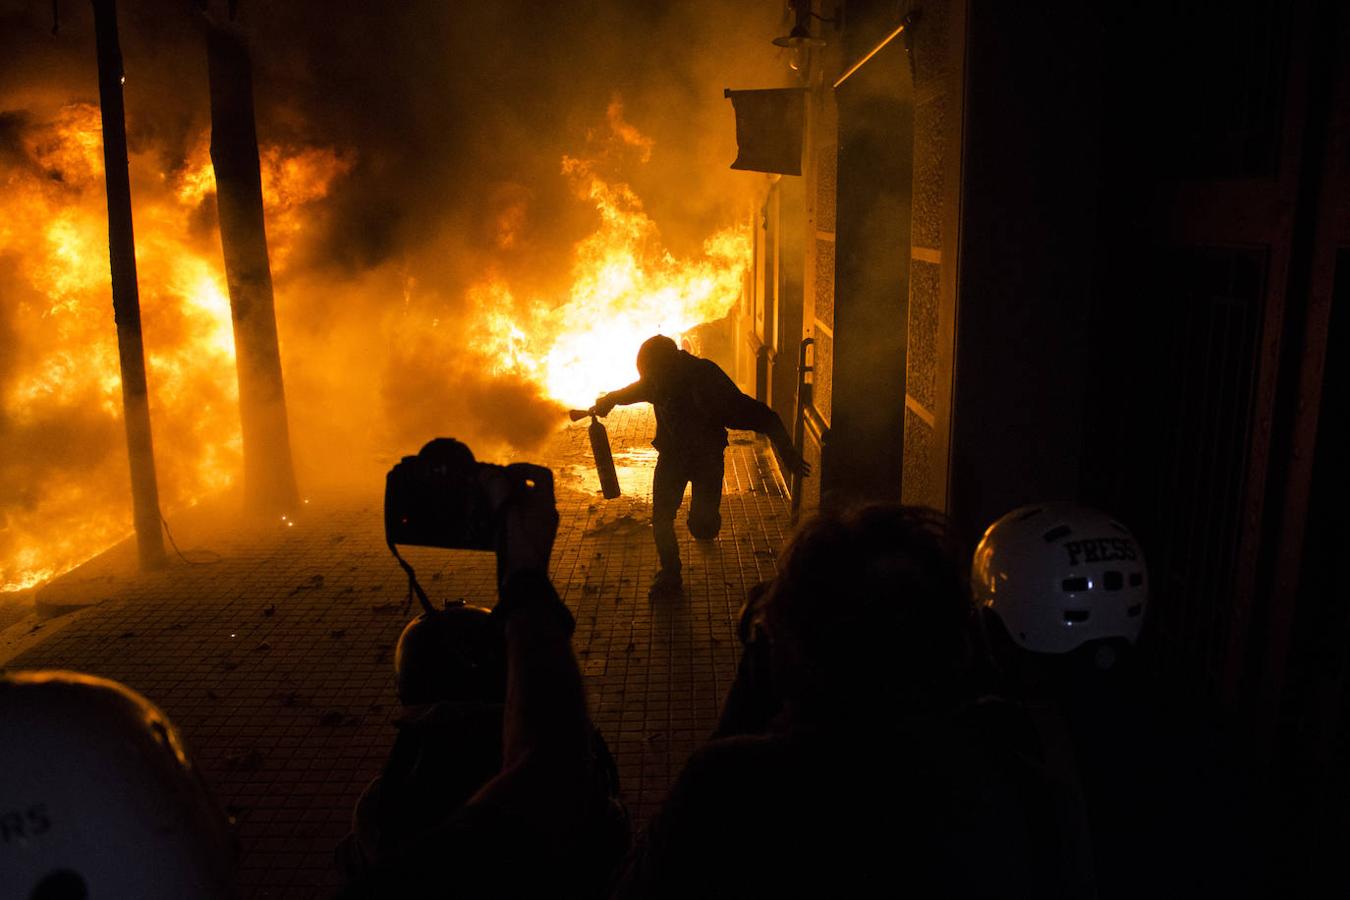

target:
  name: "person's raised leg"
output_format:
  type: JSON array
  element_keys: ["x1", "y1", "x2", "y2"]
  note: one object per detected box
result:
[
  {"x1": 650, "y1": 454, "x2": 687, "y2": 596},
  {"x1": 686, "y1": 450, "x2": 725, "y2": 541}
]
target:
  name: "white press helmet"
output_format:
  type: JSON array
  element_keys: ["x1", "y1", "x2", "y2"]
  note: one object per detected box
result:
[
  {"x1": 972, "y1": 504, "x2": 1148, "y2": 655},
  {"x1": 0, "y1": 670, "x2": 237, "y2": 899}
]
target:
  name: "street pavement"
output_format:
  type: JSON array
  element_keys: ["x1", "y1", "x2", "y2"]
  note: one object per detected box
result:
[{"x1": 1, "y1": 407, "x2": 793, "y2": 897}]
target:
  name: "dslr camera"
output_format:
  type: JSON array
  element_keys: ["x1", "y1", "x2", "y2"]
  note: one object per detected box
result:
[{"x1": 385, "y1": 437, "x2": 512, "y2": 552}]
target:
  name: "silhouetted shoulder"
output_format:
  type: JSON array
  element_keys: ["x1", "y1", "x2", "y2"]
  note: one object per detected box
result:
[
  {"x1": 691, "y1": 353, "x2": 738, "y2": 386},
  {"x1": 619, "y1": 726, "x2": 1052, "y2": 899}
]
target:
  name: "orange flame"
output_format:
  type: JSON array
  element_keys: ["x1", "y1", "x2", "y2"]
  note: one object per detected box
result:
[
  {"x1": 472, "y1": 155, "x2": 750, "y2": 409},
  {"x1": 0, "y1": 104, "x2": 348, "y2": 593},
  {"x1": 3, "y1": 100, "x2": 744, "y2": 594}
]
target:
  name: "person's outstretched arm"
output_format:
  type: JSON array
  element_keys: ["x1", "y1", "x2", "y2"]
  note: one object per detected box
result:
[
  {"x1": 694, "y1": 363, "x2": 809, "y2": 476},
  {"x1": 467, "y1": 464, "x2": 592, "y2": 838},
  {"x1": 594, "y1": 379, "x2": 650, "y2": 415},
  {"x1": 470, "y1": 571, "x2": 590, "y2": 836},
  {"x1": 722, "y1": 391, "x2": 810, "y2": 477}
]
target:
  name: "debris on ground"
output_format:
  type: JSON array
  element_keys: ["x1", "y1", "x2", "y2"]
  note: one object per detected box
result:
[
  {"x1": 584, "y1": 514, "x2": 650, "y2": 538},
  {"x1": 318, "y1": 710, "x2": 356, "y2": 727},
  {"x1": 222, "y1": 748, "x2": 264, "y2": 772},
  {"x1": 287, "y1": 574, "x2": 325, "y2": 596}
]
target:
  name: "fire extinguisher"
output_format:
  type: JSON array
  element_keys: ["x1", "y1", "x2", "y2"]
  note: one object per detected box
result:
[{"x1": 569, "y1": 408, "x2": 621, "y2": 499}]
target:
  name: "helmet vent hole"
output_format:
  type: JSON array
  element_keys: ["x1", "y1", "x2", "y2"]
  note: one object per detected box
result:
[
  {"x1": 1016, "y1": 507, "x2": 1044, "y2": 521},
  {"x1": 1129, "y1": 572, "x2": 1144, "y2": 587},
  {"x1": 1043, "y1": 525, "x2": 1072, "y2": 542},
  {"x1": 1103, "y1": 571, "x2": 1123, "y2": 591},
  {"x1": 1063, "y1": 609, "x2": 1090, "y2": 624},
  {"x1": 1061, "y1": 576, "x2": 1090, "y2": 592},
  {"x1": 1127, "y1": 603, "x2": 1143, "y2": 617}
]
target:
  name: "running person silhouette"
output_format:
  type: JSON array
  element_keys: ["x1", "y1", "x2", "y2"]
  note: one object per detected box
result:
[{"x1": 595, "y1": 335, "x2": 807, "y2": 598}]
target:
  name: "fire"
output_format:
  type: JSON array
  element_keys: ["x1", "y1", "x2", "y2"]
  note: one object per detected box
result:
[
  {"x1": 3, "y1": 97, "x2": 745, "y2": 595},
  {"x1": 473, "y1": 155, "x2": 751, "y2": 409},
  {"x1": 0, "y1": 103, "x2": 347, "y2": 593}
]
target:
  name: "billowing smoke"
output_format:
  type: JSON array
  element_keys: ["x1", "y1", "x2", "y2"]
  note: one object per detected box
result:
[{"x1": 0, "y1": 0, "x2": 791, "y2": 590}]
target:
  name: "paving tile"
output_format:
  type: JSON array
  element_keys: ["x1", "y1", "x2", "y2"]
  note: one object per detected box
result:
[{"x1": 4, "y1": 407, "x2": 792, "y2": 896}]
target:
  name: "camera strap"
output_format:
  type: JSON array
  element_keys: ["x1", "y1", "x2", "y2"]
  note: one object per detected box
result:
[{"x1": 387, "y1": 540, "x2": 437, "y2": 616}]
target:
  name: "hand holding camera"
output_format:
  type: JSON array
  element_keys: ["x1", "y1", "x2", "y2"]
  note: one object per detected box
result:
[
  {"x1": 482, "y1": 462, "x2": 558, "y2": 582},
  {"x1": 483, "y1": 462, "x2": 572, "y2": 633}
]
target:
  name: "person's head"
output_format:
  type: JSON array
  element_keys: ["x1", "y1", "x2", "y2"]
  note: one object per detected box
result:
[
  {"x1": 971, "y1": 504, "x2": 1149, "y2": 691},
  {"x1": 635, "y1": 334, "x2": 680, "y2": 381},
  {"x1": 751, "y1": 504, "x2": 975, "y2": 722},
  {"x1": 0, "y1": 670, "x2": 237, "y2": 899},
  {"x1": 394, "y1": 601, "x2": 508, "y2": 706}
]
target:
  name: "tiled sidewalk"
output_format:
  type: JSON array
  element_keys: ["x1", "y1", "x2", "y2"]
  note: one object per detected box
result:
[{"x1": 2, "y1": 408, "x2": 793, "y2": 897}]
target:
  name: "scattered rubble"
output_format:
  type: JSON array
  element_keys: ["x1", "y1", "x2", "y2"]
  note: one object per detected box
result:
[
  {"x1": 287, "y1": 574, "x2": 325, "y2": 596},
  {"x1": 318, "y1": 710, "x2": 357, "y2": 727},
  {"x1": 222, "y1": 748, "x2": 264, "y2": 772}
]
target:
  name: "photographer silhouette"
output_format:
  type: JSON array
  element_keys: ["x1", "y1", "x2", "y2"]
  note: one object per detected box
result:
[{"x1": 340, "y1": 443, "x2": 627, "y2": 899}]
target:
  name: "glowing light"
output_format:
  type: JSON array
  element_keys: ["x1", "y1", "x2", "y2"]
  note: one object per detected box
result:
[{"x1": 470, "y1": 154, "x2": 751, "y2": 408}]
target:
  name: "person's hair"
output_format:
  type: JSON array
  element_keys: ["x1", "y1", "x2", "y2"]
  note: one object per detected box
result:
[
  {"x1": 636, "y1": 334, "x2": 679, "y2": 377},
  {"x1": 759, "y1": 504, "x2": 975, "y2": 720},
  {"x1": 395, "y1": 604, "x2": 507, "y2": 706}
]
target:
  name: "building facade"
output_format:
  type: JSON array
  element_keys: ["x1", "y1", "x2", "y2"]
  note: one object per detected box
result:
[{"x1": 733, "y1": 0, "x2": 1348, "y2": 886}]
